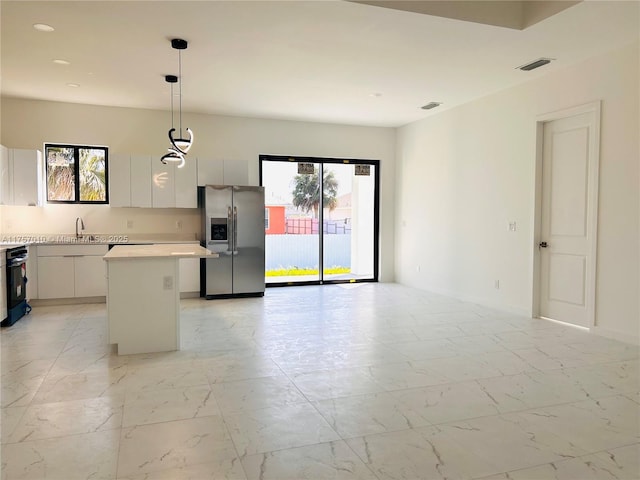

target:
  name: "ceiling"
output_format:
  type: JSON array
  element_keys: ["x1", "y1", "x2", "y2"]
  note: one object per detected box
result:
[{"x1": 1, "y1": 1, "x2": 638, "y2": 128}]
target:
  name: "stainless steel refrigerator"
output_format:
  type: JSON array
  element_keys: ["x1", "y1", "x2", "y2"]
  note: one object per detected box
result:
[{"x1": 200, "y1": 185, "x2": 265, "y2": 298}]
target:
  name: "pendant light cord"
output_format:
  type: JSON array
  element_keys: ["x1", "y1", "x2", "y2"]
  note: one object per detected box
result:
[
  {"x1": 179, "y1": 49, "x2": 183, "y2": 138},
  {"x1": 170, "y1": 82, "x2": 175, "y2": 130}
]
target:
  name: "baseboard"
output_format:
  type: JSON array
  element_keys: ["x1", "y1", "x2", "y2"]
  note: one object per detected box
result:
[
  {"x1": 30, "y1": 296, "x2": 106, "y2": 306},
  {"x1": 31, "y1": 292, "x2": 202, "y2": 305},
  {"x1": 413, "y1": 283, "x2": 532, "y2": 317},
  {"x1": 180, "y1": 292, "x2": 200, "y2": 299},
  {"x1": 592, "y1": 325, "x2": 640, "y2": 346}
]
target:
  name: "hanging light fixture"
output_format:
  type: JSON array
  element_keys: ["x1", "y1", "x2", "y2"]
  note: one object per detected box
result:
[{"x1": 161, "y1": 38, "x2": 194, "y2": 168}]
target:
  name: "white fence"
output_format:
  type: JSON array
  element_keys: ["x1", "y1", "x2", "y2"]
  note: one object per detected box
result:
[{"x1": 265, "y1": 234, "x2": 351, "y2": 270}]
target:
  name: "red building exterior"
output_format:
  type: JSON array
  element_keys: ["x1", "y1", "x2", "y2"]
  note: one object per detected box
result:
[{"x1": 265, "y1": 205, "x2": 286, "y2": 234}]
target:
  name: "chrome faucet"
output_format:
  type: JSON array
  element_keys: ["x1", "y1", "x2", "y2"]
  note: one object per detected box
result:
[{"x1": 75, "y1": 217, "x2": 85, "y2": 239}]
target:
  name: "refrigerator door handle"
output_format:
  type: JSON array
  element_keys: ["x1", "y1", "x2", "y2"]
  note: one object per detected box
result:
[
  {"x1": 227, "y1": 206, "x2": 233, "y2": 253},
  {"x1": 233, "y1": 206, "x2": 239, "y2": 254}
]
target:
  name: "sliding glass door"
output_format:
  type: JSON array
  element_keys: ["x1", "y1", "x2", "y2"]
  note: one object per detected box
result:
[{"x1": 260, "y1": 155, "x2": 379, "y2": 286}]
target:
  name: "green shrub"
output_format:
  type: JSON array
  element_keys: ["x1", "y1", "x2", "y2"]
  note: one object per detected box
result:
[{"x1": 265, "y1": 267, "x2": 351, "y2": 277}]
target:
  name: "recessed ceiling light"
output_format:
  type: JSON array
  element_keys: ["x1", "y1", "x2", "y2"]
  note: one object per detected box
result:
[
  {"x1": 33, "y1": 23, "x2": 55, "y2": 32},
  {"x1": 517, "y1": 58, "x2": 554, "y2": 71},
  {"x1": 421, "y1": 102, "x2": 442, "y2": 110},
  {"x1": 66, "y1": 83, "x2": 80, "y2": 88},
  {"x1": 53, "y1": 59, "x2": 70, "y2": 65}
]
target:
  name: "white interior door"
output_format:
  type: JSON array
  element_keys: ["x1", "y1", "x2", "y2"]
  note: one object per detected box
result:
[{"x1": 539, "y1": 109, "x2": 599, "y2": 328}]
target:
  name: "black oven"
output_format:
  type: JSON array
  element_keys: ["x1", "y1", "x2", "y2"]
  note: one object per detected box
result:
[{"x1": 2, "y1": 246, "x2": 30, "y2": 327}]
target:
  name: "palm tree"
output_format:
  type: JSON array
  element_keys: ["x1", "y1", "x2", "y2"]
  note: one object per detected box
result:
[
  {"x1": 291, "y1": 167, "x2": 338, "y2": 218},
  {"x1": 79, "y1": 149, "x2": 106, "y2": 201}
]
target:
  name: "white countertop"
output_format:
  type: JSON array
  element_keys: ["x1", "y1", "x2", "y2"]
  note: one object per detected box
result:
[{"x1": 103, "y1": 243, "x2": 216, "y2": 261}]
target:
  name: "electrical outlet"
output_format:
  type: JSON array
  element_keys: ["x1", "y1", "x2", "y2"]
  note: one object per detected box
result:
[
  {"x1": 126, "y1": 220, "x2": 134, "y2": 229},
  {"x1": 416, "y1": 265, "x2": 421, "y2": 272},
  {"x1": 176, "y1": 220, "x2": 183, "y2": 230},
  {"x1": 508, "y1": 221, "x2": 517, "y2": 232},
  {"x1": 494, "y1": 279, "x2": 500, "y2": 289},
  {"x1": 163, "y1": 276, "x2": 173, "y2": 290}
]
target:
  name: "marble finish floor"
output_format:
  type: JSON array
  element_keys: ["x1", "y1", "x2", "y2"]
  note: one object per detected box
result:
[{"x1": 1, "y1": 283, "x2": 638, "y2": 480}]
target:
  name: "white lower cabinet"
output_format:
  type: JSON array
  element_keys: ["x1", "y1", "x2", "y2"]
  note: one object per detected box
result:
[
  {"x1": 37, "y1": 257, "x2": 75, "y2": 299},
  {"x1": 34, "y1": 244, "x2": 198, "y2": 300},
  {"x1": 179, "y1": 258, "x2": 201, "y2": 293},
  {"x1": 26, "y1": 245, "x2": 38, "y2": 300},
  {"x1": 37, "y1": 245, "x2": 108, "y2": 299},
  {"x1": 74, "y1": 255, "x2": 108, "y2": 297}
]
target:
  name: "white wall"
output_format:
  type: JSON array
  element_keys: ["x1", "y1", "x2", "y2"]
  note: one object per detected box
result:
[
  {"x1": 0, "y1": 99, "x2": 396, "y2": 280},
  {"x1": 395, "y1": 42, "x2": 639, "y2": 343}
]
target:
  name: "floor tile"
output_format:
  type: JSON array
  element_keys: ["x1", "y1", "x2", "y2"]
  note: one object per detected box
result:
[
  {"x1": 123, "y1": 385, "x2": 220, "y2": 427},
  {"x1": 117, "y1": 456, "x2": 248, "y2": 479},
  {"x1": 386, "y1": 338, "x2": 459, "y2": 360},
  {"x1": 366, "y1": 361, "x2": 453, "y2": 392},
  {"x1": 124, "y1": 362, "x2": 209, "y2": 392},
  {"x1": 32, "y1": 367, "x2": 128, "y2": 404},
  {"x1": 559, "y1": 361, "x2": 640, "y2": 398},
  {"x1": 290, "y1": 367, "x2": 385, "y2": 401},
  {"x1": 392, "y1": 380, "x2": 507, "y2": 424},
  {"x1": 7, "y1": 396, "x2": 123, "y2": 443},
  {"x1": 1, "y1": 406, "x2": 27, "y2": 443},
  {"x1": 346, "y1": 425, "x2": 500, "y2": 479},
  {"x1": 241, "y1": 440, "x2": 379, "y2": 480},
  {"x1": 476, "y1": 370, "x2": 590, "y2": 410},
  {"x1": 514, "y1": 395, "x2": 640, "y2": 453},
  {"x1": 436, "y1": 414, "x2": 589, "y2": 473},
  {"x1": 1, "y1": 429, "x2": 119, "y2": 480},
  {"x1": 117, "y1": 416, "x2": 237, "y2": 477},
  {"x1": 224, "y1": 403, "x2": 340, "y2": 456},
  {"x1": 0, "y1": 375, "x2": 45, "y2": 408},
  {"x1": 210, "y1": 375, "x2": 307, "y2": 414},
  {"x1": 476, "y1": 443, "x2": 640, "y2": 480},
  {"x1": 313, "y1": 391, "x2": 431, "y2": 438},
  {"x1": 47, "y1": 351, "x2": 129, "y2": 377}
]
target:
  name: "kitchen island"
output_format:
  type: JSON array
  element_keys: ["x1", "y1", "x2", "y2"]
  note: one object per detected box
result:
[{"x1": 104, "y1": 244, "x2": 215, "y2": 355}]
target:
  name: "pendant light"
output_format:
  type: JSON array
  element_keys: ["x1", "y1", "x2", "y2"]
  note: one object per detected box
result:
[{"x1": 160, "y1": 38, "x2": 194, "y2": 168}]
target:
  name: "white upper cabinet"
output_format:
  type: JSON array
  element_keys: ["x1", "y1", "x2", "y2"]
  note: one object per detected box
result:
[
  {"x1": 175, "y1": 156, "x2": 197, "y2": 208},
  {"x1": 197, "y1": 158, "x2": 249, "y2": 186},
  {"x1": 151, "y1": 158, "x2": 175, "y2": 208},
  {"x1": 197, "y1": 157, "x2": 224, "y2": 186},
  {"x1": 109, "y1": 153, "x2": 131, "y2": 207},
  {"x1": 130, "y1": 154, "x2": 152, "y2": 208},
  {"x1": 0, "y1": 147, "x2": 43, "y2": 206},
  {"x1": 110, "y1": 153, "x2": 196, "y2": 209},
  {"x1": 0, "y1": 145, "x2": 9, "y2": 205}
]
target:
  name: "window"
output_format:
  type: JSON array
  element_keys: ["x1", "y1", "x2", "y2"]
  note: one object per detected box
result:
[
  {"x1": 265, "y1": 208, "x2": 270, "y2": 230},
  {"x1": 45, "y1": 143, "x2": 109, "y2": 203}
]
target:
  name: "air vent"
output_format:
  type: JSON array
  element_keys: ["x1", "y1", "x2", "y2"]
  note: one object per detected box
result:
[
  {"x1": 517, "y1": 58, "x2": 553, "y2": 71},
  {"x1": 421, "y1": 102, "x2": 442, "y2": 110}
]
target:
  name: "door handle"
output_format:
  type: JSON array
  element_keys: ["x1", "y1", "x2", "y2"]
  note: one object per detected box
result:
[
  {"x1": 227, "y1": 207, "x2": 233, "y2": 252},
  {"x1": 539, "y1": 241, "x2": 548, "y2": 248},
  {"x1": 233, "y1": 206, "x2": 238, "y2": 254}
]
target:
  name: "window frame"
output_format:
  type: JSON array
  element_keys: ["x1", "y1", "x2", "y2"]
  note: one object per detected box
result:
[{"x1": 44, "y1": 143, "x2": 109, "y2": 204}]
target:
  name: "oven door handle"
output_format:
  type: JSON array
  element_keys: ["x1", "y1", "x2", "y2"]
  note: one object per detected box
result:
[{"x1": 8, "y1": 255, "x2": 28, "y2": 266}]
